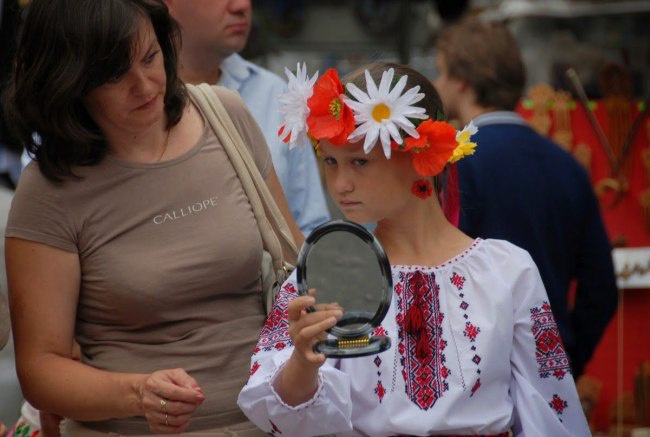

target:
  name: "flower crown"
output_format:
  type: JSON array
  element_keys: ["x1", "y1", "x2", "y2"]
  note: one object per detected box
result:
[{"x1": 277, "y1": 63, "x2": 478, "y2": 177}]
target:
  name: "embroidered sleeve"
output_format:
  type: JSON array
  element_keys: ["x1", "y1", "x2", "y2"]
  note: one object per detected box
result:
[
  {"x1": 508, "y1": 253, "x2": 591, "y2": 437},
  {"x1": 237, "y1": 272, "x2": 354, "y2": 435}
]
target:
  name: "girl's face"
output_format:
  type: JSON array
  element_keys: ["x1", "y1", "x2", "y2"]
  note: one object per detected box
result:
[
  {"x1": 319, "y1": 140, "x2": 418, "y2": 224},
  {"x1": 83, "y1": 19, "x2": 167, "y2": 137}
]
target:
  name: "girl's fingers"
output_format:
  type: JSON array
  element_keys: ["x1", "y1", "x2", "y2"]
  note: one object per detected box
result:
[
  {"x1": 296, "y1": 315, "x2": 338, "y2": 344},
  {"x1": 287, "y1": 296, "x2": 315, "y2": 322},
  {"x1": 314, "y1": 302, "x2": 344, "y2": 312}
]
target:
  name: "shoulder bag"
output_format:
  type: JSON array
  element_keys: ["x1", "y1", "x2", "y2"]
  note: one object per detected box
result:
[{"x1": 187, "y1": 83, "x2": 298, "y2": 314}]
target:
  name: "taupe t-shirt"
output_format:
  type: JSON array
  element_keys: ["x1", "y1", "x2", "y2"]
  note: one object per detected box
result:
[{"x1": 6, "y1": 87, "x2": 271, "y2": 433}]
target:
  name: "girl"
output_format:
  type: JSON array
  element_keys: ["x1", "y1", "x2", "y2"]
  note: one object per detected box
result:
[{"x1": 236, "y1": 62, "x2": 590, "y2": 436}]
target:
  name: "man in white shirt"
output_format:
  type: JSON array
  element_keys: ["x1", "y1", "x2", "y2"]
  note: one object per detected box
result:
[{"x1": 163, "y1": 0, "x2": 330, "y2": 235}]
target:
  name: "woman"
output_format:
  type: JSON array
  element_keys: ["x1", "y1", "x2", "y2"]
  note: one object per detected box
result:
[
  {"x1": 237, "y1": 62, "x2": 591, "y2": 436},
  {"x1": 2, "y1": 0, "x2": 302, "y2": 434}
]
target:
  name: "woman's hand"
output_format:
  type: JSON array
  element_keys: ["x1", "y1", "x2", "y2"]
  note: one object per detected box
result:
[{"x1": 139, "y1": 369, "x2": 205, "y2": 434}]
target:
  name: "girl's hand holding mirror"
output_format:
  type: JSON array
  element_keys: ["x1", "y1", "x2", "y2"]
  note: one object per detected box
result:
[{"x1": 286, "y1": 292, "x2": 343, "y2": 366}]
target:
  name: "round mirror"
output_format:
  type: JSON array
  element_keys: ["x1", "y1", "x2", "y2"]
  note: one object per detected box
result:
[{"x1": 297, "y1": 219, "x2": 392, "y2": 358}]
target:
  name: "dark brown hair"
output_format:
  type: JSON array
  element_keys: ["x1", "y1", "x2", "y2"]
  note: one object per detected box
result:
[
  {"x1": 436, "y1": 18, "x2": 525, "y2": 110},
  {"x1": 342, "y1": 62, "x2": 447, "y2": 195},
  {"x1": 1, "y1": 0, "x2": 186, "y2": 181}
]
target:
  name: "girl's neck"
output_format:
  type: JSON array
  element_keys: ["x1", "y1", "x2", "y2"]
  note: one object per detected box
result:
[{"x1": 374, "y1": 200, "x2": 474, "y2": 268}]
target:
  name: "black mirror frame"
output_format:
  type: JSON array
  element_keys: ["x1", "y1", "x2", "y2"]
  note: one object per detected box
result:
[{"x1": 296, "y1": 219, "x2": 393, "y2": 340}]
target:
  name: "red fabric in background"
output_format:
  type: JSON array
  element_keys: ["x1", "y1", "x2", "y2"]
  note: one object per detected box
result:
[{"x1": 517, "y1": 100, "x2": 650, "y2": 432}]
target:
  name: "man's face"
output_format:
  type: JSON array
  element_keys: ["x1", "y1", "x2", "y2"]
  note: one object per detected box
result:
[
  {"x1": 165, "y1": 0, "x2": 252, "y2": 58},
  {"x1": 432, "y1": 52, "x2": 462, "y2": 119}
]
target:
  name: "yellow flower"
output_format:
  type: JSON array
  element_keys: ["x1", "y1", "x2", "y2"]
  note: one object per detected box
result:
[
  {"x1": 448, "y1": 122, "x2": 478, "y2": 163},
  {"x1": 449, "y1": 141, "x2": 477, "y2": 163}
]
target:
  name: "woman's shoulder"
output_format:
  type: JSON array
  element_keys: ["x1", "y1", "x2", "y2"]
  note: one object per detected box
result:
[
  {"x1": 202, "y1": 84, "x2": 249, "y2": 115},
  {"x1": 16, "y1": 161, "x2": 62, "y2": 195},
  {"x1": 189, "y1": 84, "x2": 260, "y2": 135}
]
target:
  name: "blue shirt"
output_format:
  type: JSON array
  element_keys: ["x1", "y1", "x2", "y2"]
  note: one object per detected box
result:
[{"x1": 219, "y1": 54, "x2": 330, "y2": 235}]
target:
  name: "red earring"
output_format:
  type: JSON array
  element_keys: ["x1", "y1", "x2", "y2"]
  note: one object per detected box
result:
[{"x1": 412, "y1": 179, "x2": 433, "y2": 199}]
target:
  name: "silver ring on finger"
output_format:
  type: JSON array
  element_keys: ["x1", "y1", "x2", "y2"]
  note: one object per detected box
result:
[{"x1": 160, "y1": 398, "x2": 168, "y2": 414}]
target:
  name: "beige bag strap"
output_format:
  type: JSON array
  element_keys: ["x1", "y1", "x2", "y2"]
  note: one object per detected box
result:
[{"x1": 187, "y1": 84, "x2": 298, "y2": 273}]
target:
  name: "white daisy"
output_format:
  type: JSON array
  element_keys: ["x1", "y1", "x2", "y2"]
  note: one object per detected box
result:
[
  {"x1": 343, "y1": 68, "x2": 428, "y2": 158},
  {"x1": 277, "y1": 63, "x2": 318, "y2": 149}
]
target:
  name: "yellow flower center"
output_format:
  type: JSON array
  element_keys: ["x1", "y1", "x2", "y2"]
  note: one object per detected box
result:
[
  {"x1": 329, "y1": 98, "x2": 342, "y2": 120},
  {"x1": 372, "y1": 103, "x2": 391, "y2": 122}
]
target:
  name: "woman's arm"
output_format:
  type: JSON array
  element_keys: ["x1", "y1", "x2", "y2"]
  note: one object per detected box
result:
[
  {"x1": 7, "y1": 238, "x2": 204, "y2": 431},
  {"x1": 265, "y1": 166, "x2": 305, "y2": 247}
]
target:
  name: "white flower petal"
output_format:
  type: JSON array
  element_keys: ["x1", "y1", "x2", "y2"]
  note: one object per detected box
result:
[
  {"x1": 345, "y1": 83, "x2": 371, "y2": 104},
  {"x1": 387, "y1": 74, "x2": 408, "y2": 100},
  {"x1": 385, "y1": 122, "x2": 403, "y2": 144},
  {"x1": 378, "y1": 68, "x2": 395, "y2": 97},
  {"x1": 379, "y1": 127, "x2": 393, "y2": 158},
  {"x1": 401, "y1": 124, "x2": 420, "y2": 139},
  {"x1": 363, "y1": 127, "x2": 380, "y2": 154},
  {"x1": 349, "y1": 121, "x2": 372, "y2": 141},
  {"x1": 365, "y1": 69, "x2": 379, "y2": 98},
  {"x1": 382, "y1": 143, "x2": 392, "y2": 159}
]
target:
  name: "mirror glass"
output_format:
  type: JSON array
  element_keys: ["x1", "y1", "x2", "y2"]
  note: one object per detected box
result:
[{"x1": 297, "y1": 220, "x2": 392, "y2": 357}]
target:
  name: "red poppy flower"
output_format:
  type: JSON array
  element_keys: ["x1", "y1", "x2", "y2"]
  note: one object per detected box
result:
[
  {"x1": 412, "y1": 179, "x2": 433, "y2": 199},
  {"x1": 306, "y1": 69, "x2": 355, "y2": 145},
  {"x1": 403, "y1": 120, "x2": 457, "y2": 176}
]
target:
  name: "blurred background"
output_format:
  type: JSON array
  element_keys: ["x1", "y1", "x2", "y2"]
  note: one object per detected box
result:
[{"x1": 1, "y1": 0, "x2": 649, "y2": 435}]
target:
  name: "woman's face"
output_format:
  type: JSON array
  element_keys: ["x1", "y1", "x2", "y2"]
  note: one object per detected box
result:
[
  {"x1": 83, "y1": 19, "x2": 167, "y2": 137},
  {"x1": 319, "y1": 140, "x2": 418, "y2": 224}
]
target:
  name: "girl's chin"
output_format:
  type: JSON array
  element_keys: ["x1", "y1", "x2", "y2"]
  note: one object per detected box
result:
[{"x1": 341, "y1": 212, "x2": 376, "y2": 225}]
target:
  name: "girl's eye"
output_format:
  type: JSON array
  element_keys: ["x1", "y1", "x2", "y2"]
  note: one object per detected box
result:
[
  {"x1": 323, "y1": 157, "x2": 337, "y2": 166},
  {"x1": 352, "y1": 159, "x2": 368, "y2": 167}
]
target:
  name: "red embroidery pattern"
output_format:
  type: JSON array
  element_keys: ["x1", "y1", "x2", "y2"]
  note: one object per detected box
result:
[
  {"x1": 464, "y1": 322, "x2": 480, "y2": 342},
  {"x1": 450, "y1": 272, "x2": 466, "y2": 290},
  {"x1": 471, "y1": 378, "x2": 481, "y2": 396},
  {"x1": 549, "y1": 394, "x2": 568, "y2": 421},
  {"x1": 450, "y1": 271, "x2": 482, "y2": 397},
  {"x1": 374, "y1": 326, "x2": 388, "y2": 337},
  {"x1": 396, "y1": 270, "x2": 449, "y2": 410},
  {"x1": 373, "y1": 326, "x2": 387, "y2": 403},
  {"x1": 255, "y1": 283, "x2": 297, "y2": 354},
  {"x1": 375, "y1": 380, "x2": 386, "y2": 402},
  {"x1": 530, "y1": 302, "x2": 571, "y2": 380},
  {"x1": 269, "y1": 420, "x2": 282, "y2": 435},
  {"x1": 250, "y1": 361, "x2": 260, "y2": 376}
]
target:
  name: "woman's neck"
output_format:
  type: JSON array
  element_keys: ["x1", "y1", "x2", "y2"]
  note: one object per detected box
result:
[
  {"x1": 107, "y1": 122, "x2": 170, "y2": 163},
  {"x1": 107, "y1": 104, "x2": 201, "y2": 163},
  {"x1": 178, "y1": 46, "x2": 223, "y2": 85}
]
